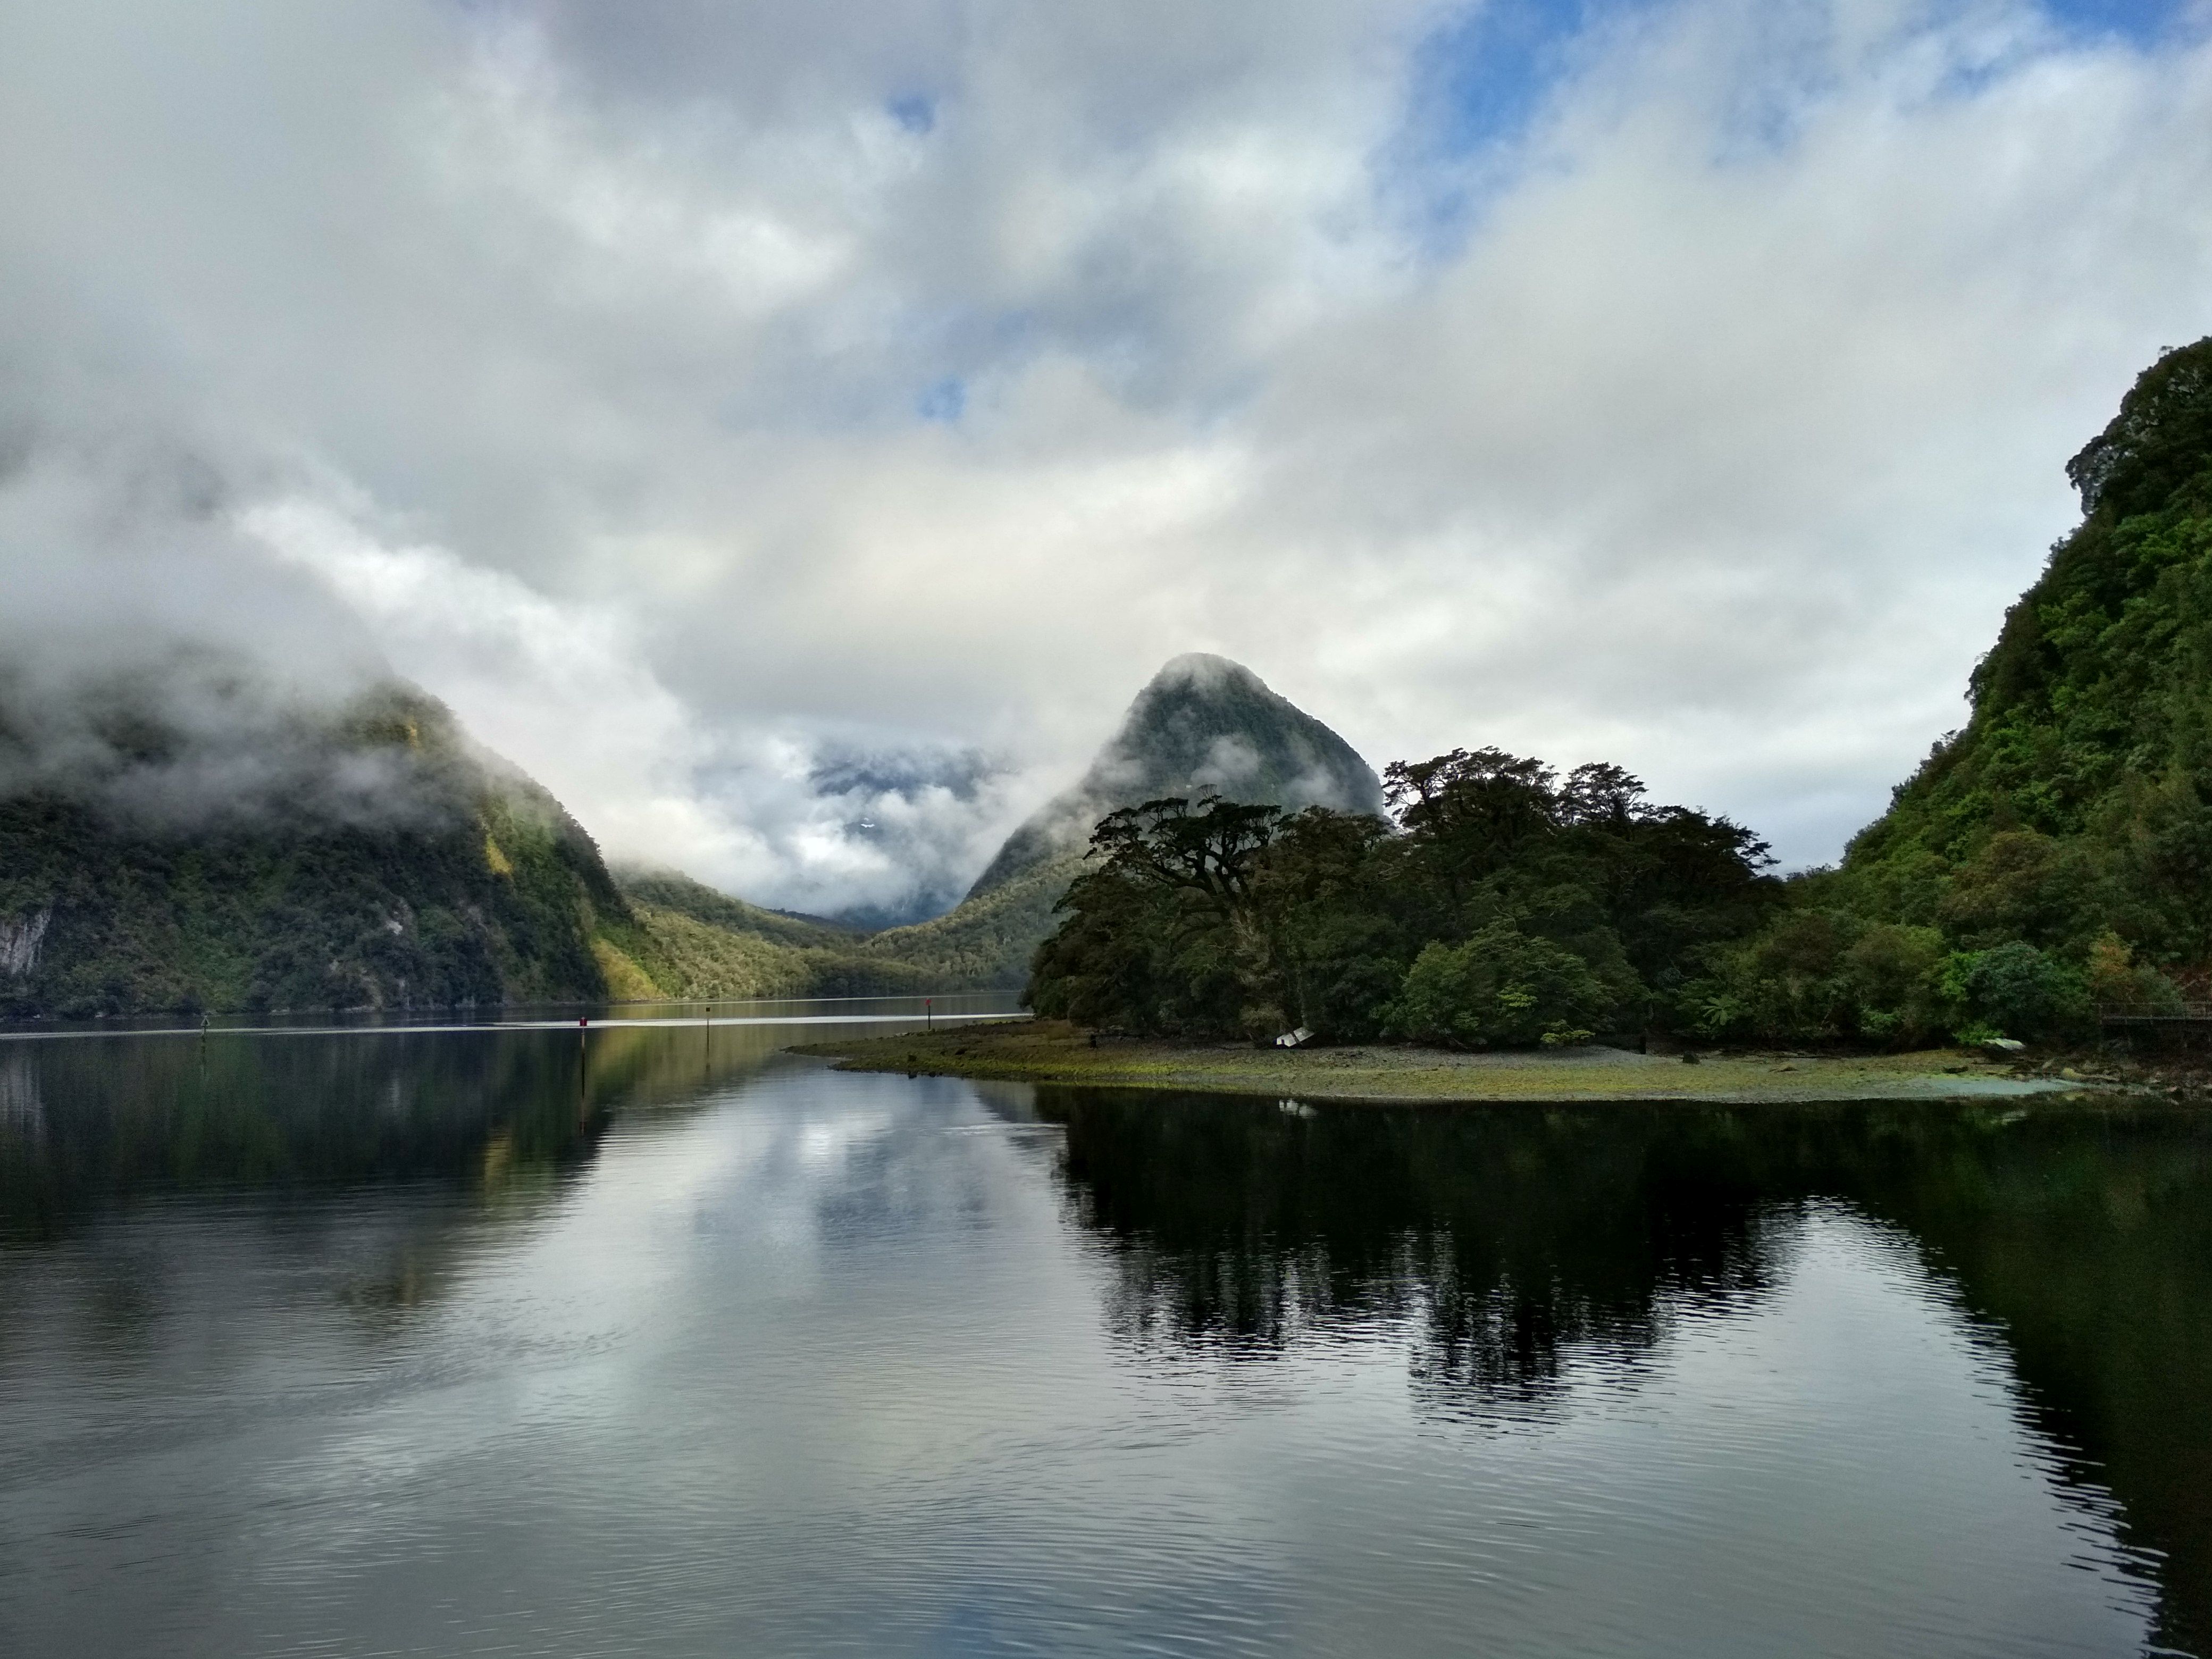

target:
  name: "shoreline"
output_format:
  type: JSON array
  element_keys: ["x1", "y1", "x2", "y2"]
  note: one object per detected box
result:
[{"x1": 787, "y1": 1020, "x2": 2124, "y2": 1104}]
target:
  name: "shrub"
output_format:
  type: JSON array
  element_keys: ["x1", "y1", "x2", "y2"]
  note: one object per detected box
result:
[
  {"x1": 1839, "y1": 923, "x2": 1947, "y2": 1044},
  {"x1": 2084, "y1": 931, "x2": 2186, "y2": 1015},
  {"x1": 1387, "y1": 920, "x2": 1611, "y2": 1048},
  {"x1": 1942, "y1": 941, "x2": 2091, "y2": 1041}
]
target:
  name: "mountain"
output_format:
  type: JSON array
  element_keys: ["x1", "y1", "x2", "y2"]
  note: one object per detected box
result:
[
  {"x1": 967, "y1": 652, "x2": 1386, "y2": 899},
  {"x1": 0, "y1": 668, "x2": 939, "y2": 1018},
  {"x1": 1691, "y1": 335, "x2": 2212, "y2": 1044},
  {"x1": 0, "y1": 677, "x2": 639, "y2": 1017},
  {"x1": 1840, "y1": 335, "x2": 2212, "y2": 963},
  {"x1": 861, "y1": 654, "x2": 1387, "y2": 988},
  {"x1": 614, "y1": 867, "x2": 859, "y2": 950},
  {"x1": 610, "y1": 866, "x2": 932, "y2": 999}
]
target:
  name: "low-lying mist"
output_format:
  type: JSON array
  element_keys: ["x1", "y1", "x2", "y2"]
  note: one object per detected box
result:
[
  {"x1": 0, "y1": 427, "x2": 1035, "y2": 921},
  {"x1": 0, "y1": 653, "x2": 489, "y2": 836}
]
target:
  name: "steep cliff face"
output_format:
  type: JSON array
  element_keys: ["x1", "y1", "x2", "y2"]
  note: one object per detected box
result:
[
  {"x1": 866, "y1": 655, "x2": 1386, "y2": 987},
  {"x1": 1841, "y1": 336, "x2": 2212, "y2": 965},
  {"x1": 0, "y1": 675, "x2": 632, "y2": 1017}
]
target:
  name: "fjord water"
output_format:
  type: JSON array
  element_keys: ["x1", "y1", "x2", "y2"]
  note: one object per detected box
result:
[{"x1": 2, "y1": 1013, "x2": 2207, "y2": 1658}]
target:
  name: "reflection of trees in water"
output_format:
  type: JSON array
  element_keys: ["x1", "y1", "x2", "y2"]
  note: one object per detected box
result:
[
  {"x1": 1041, "y1": 1091, "x2": 1787, "y2": 1417},
  {"x1": 1825, "y1": 1107, "x2": 2212, "y2": 1659},
  {"x1": 0, "y1": 1023, "x2": 794, "y2": 1243},
  {"x1": 0, "y1": 1031, "x2": 599, "y2": 1242},
  {"x1": 1407, "y1": 1188, "x2": 1785, "y2": 1423},
  {"x1": 0, "y1": 1025, "x2": 822, "y2": 1382},
  {"x1": 1040, "y1": 1087, "x2": 2212, "y2": 1653}
]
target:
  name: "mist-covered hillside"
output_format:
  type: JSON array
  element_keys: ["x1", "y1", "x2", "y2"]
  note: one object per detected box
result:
[
  {"x1": 0, "y1": 668, "x2": 638, "y2": 1017},
  {"x1": 862, "y1": 655, "x2": 1387, "y2": 988},
  {"x1": 0, "y1": 660, "x2": 948, "y2": 1017},
  {"x1": 967, "y1": 653, "x2": 1385, "y2": 900}
]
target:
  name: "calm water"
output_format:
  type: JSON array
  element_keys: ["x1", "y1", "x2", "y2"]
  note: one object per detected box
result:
[{"x1": 2, "y1": 1008, "x2": 2208, "y2": 1658}]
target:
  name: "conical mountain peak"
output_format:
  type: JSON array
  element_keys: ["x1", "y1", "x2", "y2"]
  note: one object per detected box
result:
[
  {"x1": 966, "y1": 655, "x2": 1384, "y2": 901},
  {"x1": 1147, "y1": 651, "x2": 1253, "y2": 686}
]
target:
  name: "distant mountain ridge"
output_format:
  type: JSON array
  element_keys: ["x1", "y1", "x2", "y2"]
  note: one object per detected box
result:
[
  {"x1": 607, "y1": 865, "x2": 932, "y2": 1000},
  {"x1": 859, "y1": 655, "x2": 1386, "y2": 987}
]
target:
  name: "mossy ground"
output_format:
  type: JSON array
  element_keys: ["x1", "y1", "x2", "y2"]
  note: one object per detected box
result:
[{"x1": 791, "y1": 1019, "x2": 2096, "y2": 1103}]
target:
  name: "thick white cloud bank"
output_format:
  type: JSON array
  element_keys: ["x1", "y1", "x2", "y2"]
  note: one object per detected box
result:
[{"x1": 2, "y1": 0, "x2": 2208, "y2": 914}]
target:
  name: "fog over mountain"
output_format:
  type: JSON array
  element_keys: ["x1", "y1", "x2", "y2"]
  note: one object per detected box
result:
[
  {"x1": 3, "y1": 1, "x2": 2209, "y2": 916},
  {"x1": 856, "y1": 651, "x2": 1388, "y2": 986},
  {"x1": 969, "y1": 653, "x2": 1386, "y2": 898}
]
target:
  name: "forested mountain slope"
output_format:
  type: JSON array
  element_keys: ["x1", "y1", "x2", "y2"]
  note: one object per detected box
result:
[
  {"x1": 0, "y1": 676, "x2": 640, "y2": 1017},
  {"x1": 609, "y1": 866, "x2": 932, "y2": 999},
  {"x1": 1699, "y1": 336, "x2": 2212, "y2": 1042},
  {"x1": 1844, "y1": 335, "x2": 2212, "y2": 953},
  {"x1": 0, "y1": 668, "x2": 939, "y2": 1017}
]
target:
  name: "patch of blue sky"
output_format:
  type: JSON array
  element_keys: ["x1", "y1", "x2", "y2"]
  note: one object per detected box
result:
[
  {"x1": 888, "y1": 93, "x2": 936, "y2": 135},
  {"x1": 1382, "y1": 0, "x2": 1654, "y2": 254},
  {"x1": 2038, "y1": 0, "x2": 2194, "y2": 48},
  {"x1": 1413, "y1": 0, "x2": 1612, "y2": 157},
  {"x1": 899, "y1": 304, "x2": 1048, "y2": 425},
  {"x1": 1381, "y1": 0, "x2": 2191, "y2": 256},
  {"x1": 916, "y1": 377, "x2": 966, "y2": 423}
]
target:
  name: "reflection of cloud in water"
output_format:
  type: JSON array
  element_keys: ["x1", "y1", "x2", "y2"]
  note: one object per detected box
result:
[
  {"x1": 1, "y1": 1046, "x2": 2200, "y2": 1656},
  {"x1": 1039, "y1": 1088, "x2": 2197, "y2": 1647}
]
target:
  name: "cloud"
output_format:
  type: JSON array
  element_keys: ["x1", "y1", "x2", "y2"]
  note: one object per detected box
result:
[
  {"x1": 242, "y1": 496, "x2": 1024, "y2": 917},
  {"x1": 1, "y1": 0, "x2": 2208, "y2": 904}
]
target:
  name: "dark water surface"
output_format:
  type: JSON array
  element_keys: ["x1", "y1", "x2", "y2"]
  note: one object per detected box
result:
[{"x1": 2, "y1": 1010, "x2": 2208, "y2": 1657}]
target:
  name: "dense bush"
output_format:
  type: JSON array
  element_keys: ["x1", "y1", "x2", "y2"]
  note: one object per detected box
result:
[
  {"x1": 1950, "y1": 942, "x2": 2088, "y2": 1043},
  {"x1": 1386, "y1": 922, "x2": 1608, "y2": 1048}
]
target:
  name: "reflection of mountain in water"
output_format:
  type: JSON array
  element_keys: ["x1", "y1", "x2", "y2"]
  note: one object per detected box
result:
[
  {"x1": 0, "y1": 1033, "x2": 583, "y2": 1245},
  {"x1": 1838, "y1": 1107, "x2": 2212, "y2": 1659},
  {"x1": 0, "y1": 1019, "x2": 806, "y2": 1244},
  {"x1": 1034, "y1": 1089, "x2": 2212, "y2": 1655}
]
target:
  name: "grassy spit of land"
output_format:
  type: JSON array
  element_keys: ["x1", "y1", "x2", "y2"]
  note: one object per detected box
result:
[{"x1": 786, "y1": 1019, "x2": 2153, "y2": 1103}]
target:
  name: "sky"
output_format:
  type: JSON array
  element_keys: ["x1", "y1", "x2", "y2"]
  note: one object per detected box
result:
[{"x1": 2, "y1": 0, "x2": 2208, "y2": 919}]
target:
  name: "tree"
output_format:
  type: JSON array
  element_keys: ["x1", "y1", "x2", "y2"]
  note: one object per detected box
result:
[
  {"x1": 1030, "y1": 750, "x2": 1779, "y2": 1047},
  {"x1": 1027, "y1": 797, "x2": 1283, "y2": 1036},
  {"x1": 1387, "y1": 921, "x2": 1610, "y2": 1049}
]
